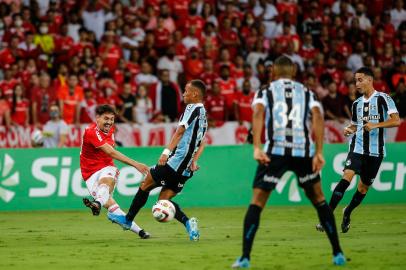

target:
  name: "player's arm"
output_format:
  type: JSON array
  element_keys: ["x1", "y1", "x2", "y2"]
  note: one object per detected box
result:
[
  {"x1": 98, "y1": 143, "x2": 149, "y2": 175},
  {"x1": 364, "y1": 113, "x2": 401, "y2": 131},
  {"x1": 190, "y1": 141, "x2": 205, "y2": 172},
  {"x1": 158, "y1": 125, "x2": 186, "y2": 165},
  {"x1": 252, "y1": 103, "x2": 270, "y2": 165},
  {"x1": 311, "y1": 106, "x2": 325, "y2": 172}
]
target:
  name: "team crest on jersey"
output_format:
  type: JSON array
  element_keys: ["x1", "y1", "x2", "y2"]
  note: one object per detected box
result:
[
  {"x1": 364, "y1": 106, "x2": 369, "y2": 112},
  {"x1": 345, "y1": 159, "x2": 351, "y2": 166}
]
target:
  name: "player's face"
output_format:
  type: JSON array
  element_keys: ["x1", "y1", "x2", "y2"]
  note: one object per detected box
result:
[
  {"x1": 354, "y1": 73, "x2": 371, "y2": 94},
  {"x1": 183, "y1": 83, "x2": 196, "y2": 104},
  {"x1": 96, "y1": 113, "x2": 115, "y2": 133}
]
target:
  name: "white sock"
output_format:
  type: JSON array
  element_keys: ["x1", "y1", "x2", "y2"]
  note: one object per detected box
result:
[
  {"x1": 107, "y1": 204, "x2": 142, "y2": 234},
  {"x1": 95, "y1": 184, "x2": 110, "y2": 206}
]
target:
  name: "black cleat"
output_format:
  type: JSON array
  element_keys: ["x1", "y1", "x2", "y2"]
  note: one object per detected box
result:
[
  {"x1": 341, "y1": 208, "x2": 351, "y2": 233},
  {"x1": 138, "y1": 229, "x2": 151, "y2": 239},
  {"x1": 83, "y1": 198, "x2": 101, "y2": 216}
]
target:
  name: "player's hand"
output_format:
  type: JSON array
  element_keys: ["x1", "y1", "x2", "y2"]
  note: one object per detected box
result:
[
  {"x1": 363, "y1": 122, "x2": 377, "y2": 132},
  {"x1": 343, "y1": 126, "x2": 355, "y2": 136},
  {"x1": 158, "y1": 154, "x2": 169, "y2": 166},
  {"x1": 189, "y1": 160, "x2": 200, "y2": 172},
  {"x1": 312, "y1": 153, "x2": 325, "y2": 172},
  {"x1": 135, "y1": 162, "x2": 149, "y2": 176},
  {"x1": 254, "y1": 148, "x2": 270, "y2": 165}
]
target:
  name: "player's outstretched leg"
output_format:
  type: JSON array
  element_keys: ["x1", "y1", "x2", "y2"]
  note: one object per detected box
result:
[
  {"x1": 170, "y1": 200, "x2": 199, "y2": 241},
  {"x1": 341, "y1": 185, "x2": 367, "y2": 233},
  {"x1": 107, "y1": 202, "x2": 150, "y2": 238},
  {"x1": 83, "y1": 198, "x2": 101, "y2": 216},
  {"x1": 126, "y1": 174, "x2": 156, "y2": 222},
  {"x1": 305, "y1": 183, "x2": 346, "y2": 266}
]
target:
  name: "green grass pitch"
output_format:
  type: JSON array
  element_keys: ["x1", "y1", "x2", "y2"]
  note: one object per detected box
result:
[{"x1": 1, "y1": 204, "x2": 405, "y2": 270}]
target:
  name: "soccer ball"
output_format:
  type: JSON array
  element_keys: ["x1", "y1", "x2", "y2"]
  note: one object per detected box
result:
[
  {"x1": 31, "y1": 129, "x2": 44, "y2": 147},
  {"x1": 152, "y1": 200, "x2": 176, "y2": 222}
]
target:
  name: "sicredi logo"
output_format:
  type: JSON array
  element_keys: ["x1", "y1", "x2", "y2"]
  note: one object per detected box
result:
[{"x1": 0, "y1": 154, "x2": 19, "y2": 203}]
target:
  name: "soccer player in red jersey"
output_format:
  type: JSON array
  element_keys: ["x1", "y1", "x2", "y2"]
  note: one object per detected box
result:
[{"x1": 81, "y1": 104, "x2": 150, "y2": 238}]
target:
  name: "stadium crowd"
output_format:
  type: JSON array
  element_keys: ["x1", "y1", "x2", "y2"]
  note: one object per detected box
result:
[{"x1": 0, "y1": 0, "x2": 405, "y2": 131}]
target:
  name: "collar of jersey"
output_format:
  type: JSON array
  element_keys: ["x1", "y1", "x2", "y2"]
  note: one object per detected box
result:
[{"x1": 362, "y1": 90, "x2": 378, "y2": 103}]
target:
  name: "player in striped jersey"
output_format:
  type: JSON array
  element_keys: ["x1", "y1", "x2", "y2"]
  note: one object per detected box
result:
[
  {"x1": 109, "y1": 80, "x2": 208, "y2": 241},
  {"x1": 316, "y1": 67, "x2": 400, "y2": 233},
  {"x1": 232, "y1": 56, "x2": 346, "y2": 269}
]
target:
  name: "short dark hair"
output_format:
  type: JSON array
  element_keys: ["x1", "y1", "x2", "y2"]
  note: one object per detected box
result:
[
  {"x1": 274, "y1": 55, "x2": 294, "y2": 67},
  {"x1": 190, "y1": 80, "x2": 206, "y2": 97},
  {"x1": 355, "y1": 67, "x2": 374, "y2": 79},
  {"x1": 96, "y1": 104, "x2": 116, "y2": 116}
]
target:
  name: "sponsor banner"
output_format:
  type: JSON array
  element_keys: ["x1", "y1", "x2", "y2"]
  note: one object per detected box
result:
[
  {"x1": 1, "y1": 120, "x2": 405, "y2": 148},
  {"x1": 1, "y1": 143, "x2": 405, "y2": 211}
]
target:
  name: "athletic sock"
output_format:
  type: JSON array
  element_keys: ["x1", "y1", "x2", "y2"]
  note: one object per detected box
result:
[
  {"x1": 329, "y1": 179, "x2": 350, "y2": 211},
  {"x1": 344, "y1": 190, "x2": 366, "y2": 217},
  {"x1": 242, "y1": 204, "x2": 262, "y2": 260},
  {"x1": 108, "y1": 204, "x2": 142, "y2": 233},
  {"x1": 170, "y1": 200, "x2": 189, "y2": 227},
  {"x1": 126, "y1": 188, "x2": 149, "y2": 221},
  {"x1": 314, "y1": 200, "x2": 342, "y2": 255},
  {"x1": 95, "y1": 184, "x2": 110, "y2": 207}
]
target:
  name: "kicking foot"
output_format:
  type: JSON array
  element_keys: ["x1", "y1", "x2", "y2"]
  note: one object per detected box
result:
[
  {"x1": 231, "y1": 257, "x2": 250, "y2": 268},
  {"x1": 186, "y1": 217, "x2": 199, "y2": 241},
  {"x1": 83, "y1": 198, "x2": 101, "y2": 216},
  {"x1": 138, "y1": 229, "x2": 151, "y2": 239},
  {"x1": 333, "y1": 252, "x2": 346, "y2": 266},
  {"x1": 315, "y1": 223, "x2": 324, "y2": 232},
  {"x1": 107, "y1": 213, "x2": 132, "y2": 230},
  {"x1": 341, "y1": 207, "x2": 351, "y2": 233}
]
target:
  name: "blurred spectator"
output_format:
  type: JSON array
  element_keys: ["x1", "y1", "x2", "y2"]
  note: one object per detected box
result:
[
  {"x1": 0, "y1": 68, "x2": 18, "y2": 102},
  {"x1": 343, "y1": 82, "x2": 359, "y2": 118},
  {"x1": 34, "y1": 21, "x2": 55, "y2": 69},
  {"x1": 42, "y1": 104, "x2": 68, "y2": 148},
  {"x1": 18, "y1": 32, "x2": 39, "y2": 60},
  {"x1": 118, "y1": 82, "x2": 136, "y2": 123},
  {"x1": 200, "y1": 58, "x2": 216, "y2": 92},
  {"x1": 58, "y1": 74, "x2": 84, "y2": 125},
  {"x1": 347, "y1": 41, "x2": 365, "y2": 72},
  {"x1": 10, "y1": 83, "x2": 29, "y2": 126},
  {"x1": 234, "y1": 79, "x2": 255, "y2": 124},
  {"x1": 0, "y1": 89, "x2": 10, "y2": 128},
  {"x1": 390, "y1": 0, "x2": 406, "y2": 30},
  {"x1": 184, "y1": 47, "x2": 204, "y2": 81},
  {"x1": 31, "y1": 72, "x2": 57, "y2": 126},
  {"x1": 135, "y1": 61, "x2": 158, "y2": 86},
  {"x1": 120, "y1": 24, "x2": 139, "y2": 60},
  {"x1": 247, "y1": 40, "x2": 267, "y2": 75},
  {"x1": 216, "y1": 65, "x2": 237, "y2": 113},
  {"x1": 237, "y1": 64, "x2": 261, "y2": 92},
  {"x1": 79, "y1": 89, "x2": 97, "y2": 124},
  {"x1": 285, "y1": 41, "x2": 305, "y2": 72},
  {"x1": 154, "y1": 17, "x2": 172, "y2": 55},
  {"x1": 392, "y1": 61, "x2": 406, "y2": 89},
  {"x1": 157, "y1": 46, "x2": 183, "y2": 83},
  {"x1": 149, "y1": 69, "x2": 182, "y2": 122},
  {"x1": 182, "y1": 25, "x2": 200, "y2": 51},
  {"x1": 81, "y1": 0, "x2": 114, "y2": 41},
  {"x1": 373, "y1": 67, "x2": 390, "y2": 94},
  {"x1": 351, "y1": 3, "x2": 372, "y2": 32},
  {"x1": 393, "y1": 78, "x2": 406, "y2": 118},
  {"x1": 322, "y1": 80, "x2": 349, "y2": 122},
  {"x1": 98, "y1": 31, "x2": 123, "y2": 74},
  {"x1": 205, "y1": 81, "x2": 227, "y2": 127},
  {"x1": 134, "y1": 84, "x2": 152, "y2": 124}
]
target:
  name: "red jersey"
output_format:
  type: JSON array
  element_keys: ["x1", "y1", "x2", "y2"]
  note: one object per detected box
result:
[
  {"x1": 235, "y1": 92, "x2": 254, "y2": 122},
  {"x1": 80, "y1": 123, "x2": 115, "y2": 180},
  {"x1": 98, "y1": 45, "x2": 123, "y2": 73},
  {"x1": 205, "y1": 94, "x2": 226, "y2": 122},
  {"x1": 10, "y1": 98, "x2": 29, "y2": 125},
  {"x1": 216, "y1": 77, "x2": 237, "y2": 109}
]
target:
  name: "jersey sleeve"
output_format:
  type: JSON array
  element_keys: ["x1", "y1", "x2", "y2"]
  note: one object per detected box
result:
[
  {"x1": 383, "y1": 94, "x2": 398, "y2": 115},
  {"x1": 251, "y1": 88, "x2": 267, "y2": 108},
  {"x1": 179, "y1": 104, "x2": 200, "y2": 129},
  {"x1": 351, "y1": 101, "x2": 358, "y2": 125},
  {"x1": 309, "y1": 91, "x2": 322, "y2": 110},
  {"x1": 88, "y1": 128, "x2": 108, "y2": 148}
]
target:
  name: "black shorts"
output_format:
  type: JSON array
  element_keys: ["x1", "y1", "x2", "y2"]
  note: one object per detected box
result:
[
  {"x1": 343, "y1": 152, "x2": 383, "y2": 186},
  {"x1": 150, "y1": 164, "x2": 191, "y2": 193},
  {"x1": 253, "y1": 155, "x2": 320, "y2": 191}
]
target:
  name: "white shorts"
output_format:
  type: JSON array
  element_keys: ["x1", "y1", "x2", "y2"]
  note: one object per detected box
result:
[{"x1": 85, "y1": 166, "x2": 119, "y2": 199}]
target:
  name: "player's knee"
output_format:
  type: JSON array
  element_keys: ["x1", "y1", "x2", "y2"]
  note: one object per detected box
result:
[
  {"x1": 251, "y1": 189, "x2": 271, "y2": 208},
  {"x1": 342, "y1": 170, "x2": 355, "y2": 182},
  {"x1": 358, "y1": 182, "x2": 369, "y2": 194},
  {"x1": 304, "y1": 184, "x2": 325, "y2": 204}
]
